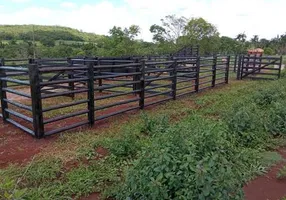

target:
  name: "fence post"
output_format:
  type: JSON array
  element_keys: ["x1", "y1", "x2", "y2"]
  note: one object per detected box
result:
[
  {"x1": 212, "y1": 56, "x2": 217, "y2": 87},
  {"x1": 234, "y1": 55, "x2": 237, "y2": 72},
  {"x1": 133, "y1": 59, "x2": 140, "y2": 95},
  {"x1": 253, "y1": 54, "x2": 257, "y2": 73},
  {"x1": 236, "y1": 55, "x2": 242, "y2": 80},
  {"x1": 0, "y1": 60, "x2": 9, "y2": 121},
  {"x1": 67, "y1": 58, "x2": 75, "y2": 99},
  {"x1": 246, "y1": 55, "x2": 249, "y2": 73},
  {"x1": 97, "y1": 59, "x2": 103, "y2": 93},
  {"x1": 195, "y1": 56, "x2": 200, "y2": 92},
  {"x1": 87, "y1": 62, "x2": 95, "y2": 125},
  {"x1": 0, "y1": 58, "x2": 4, "y2": 66},
  {"x1": 259, "y1": 54, "x2": 262, "y2": 73},
  {"x1": 278, "y1": 56, "x2": 283, "y2": 79},
  {"x1": 225, "y1": 56, "x2": 230, "y2": 84},
  {"x1": 28, "y1": 64, "x2": 44, "y2": 138},
  {"x1": 172, "y1": 58, "x2": 177, "y2": 100},
  {"x1": 139, "y1": 60, "x2": 145, "y2": 109}
]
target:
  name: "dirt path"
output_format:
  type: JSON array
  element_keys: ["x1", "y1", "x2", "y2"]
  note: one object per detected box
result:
[
  {"x1": 244, "y1": 148, "x2": 286, "y2": 200},
  {"x1": 0, "y1": 123, "x2": 56, "y2": 167}
]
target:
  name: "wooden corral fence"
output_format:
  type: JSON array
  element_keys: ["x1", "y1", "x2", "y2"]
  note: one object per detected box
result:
[
  {"x1": 172, "y1": 45, "x2": 199, "y2": 57},
  {"x1": 236, "y1": 55, "x2": 283, "y2": 80},
  {"x1": 0, "y1": 55, "x2": 230, "y2": 138}
]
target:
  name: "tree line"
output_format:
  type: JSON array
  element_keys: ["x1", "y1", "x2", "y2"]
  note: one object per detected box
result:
[{"x1": 0, "y1": 15, "x2": 285, "y2": 59}]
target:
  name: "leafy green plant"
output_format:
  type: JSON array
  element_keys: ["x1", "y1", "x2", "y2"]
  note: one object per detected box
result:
[
  {"x1": 139, "y1": 113, "x2": 170, "y2": 136},
  {"x1": 252, "y1": 87, "x2": 285, "y2": 107},
  {"x1": 265, "y1": 102, "x2": 286, "y2": 135},
  {"x1": 277, "y1": 165, "x2": 286, "y2": 180},
  {"x1": 0, "y1": 178, "x2": 26, "y2": 200},
  {"x1": 113, "y1": 115, "x2": 256, "y2": 200},
  {"x1": 104, "y1": 133, "x2": 142, "y2": 158}
]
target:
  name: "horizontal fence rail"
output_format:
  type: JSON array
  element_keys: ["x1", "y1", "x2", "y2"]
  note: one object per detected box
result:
[{"x1": 0, "y1": 54, "x2": 262, "y2": 138}]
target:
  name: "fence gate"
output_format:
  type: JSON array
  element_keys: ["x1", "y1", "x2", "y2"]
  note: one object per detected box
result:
[{"x1": 237, "y1": 55, "x2": 283, "y2": 80}]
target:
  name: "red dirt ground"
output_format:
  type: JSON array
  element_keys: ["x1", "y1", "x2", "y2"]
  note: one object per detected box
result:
[
  {"x1": 0, "y1": 95, "x2": 161, "y2": 168},
  {"x1": 80, "y1": 192, "x2": 101, "y2": 200},
  {"x1": 0, "y1": 123, "x2": 56, "y2": 167},
  {"x1": 244, "y1": 148, "x2": 286, "y2": 200}
]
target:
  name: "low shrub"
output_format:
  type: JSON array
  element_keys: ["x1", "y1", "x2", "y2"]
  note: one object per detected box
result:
[
  {"x1": 113, "y1": 115, "x2": 261, "y2": 200},
  {"x1": 139, "y1": 113, "x2": 170, "y2": 136},
  {"x1": 265, "y1": 102, "x2": 286, "y2": 135},
  {"x1": 252, "y1": 86, "x2": 285, "y2": 107},
  {"x1": 224, "y1": 103, "x2": 263, "y2": 133},
  {"x1": 224, "y1": 102, "x2": 270, "y2": 148},
  {"x1": 104, "y1": 133, "x2": 142, "y2": 158}
]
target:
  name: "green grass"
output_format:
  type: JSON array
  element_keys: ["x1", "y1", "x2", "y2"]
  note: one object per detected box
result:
[
  {"x1": 282, "y1": 55, "x2": 286, "y2": 65},
  {"x1": 1, "y1": 76, "x2": 286, "y2": 199}
]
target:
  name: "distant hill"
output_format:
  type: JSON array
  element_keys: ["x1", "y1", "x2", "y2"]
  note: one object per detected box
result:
[{"x1": 0, "y1": 25, "x2": 104, "y2": 43}]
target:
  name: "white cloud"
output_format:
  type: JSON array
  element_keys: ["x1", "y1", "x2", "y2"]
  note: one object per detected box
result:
[
  {"x1": 0, "y1": 0, "x2": 285, "y2": 41},
  {"x1": 60, "y1": 2, "x2": 77, "y2": 9}
]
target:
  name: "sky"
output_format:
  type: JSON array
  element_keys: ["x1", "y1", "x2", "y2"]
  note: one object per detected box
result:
[{"x1": 0, "y1": 0, "x2": 285, "y2": 41}]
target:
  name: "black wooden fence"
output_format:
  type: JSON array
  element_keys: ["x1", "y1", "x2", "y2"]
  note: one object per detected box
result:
[
  {"x1": 0, "y1": 56, "x2": 230, "y2": 138},
  {"x1": 236, "y1": 55, "x2": 283, "y2": 80}
]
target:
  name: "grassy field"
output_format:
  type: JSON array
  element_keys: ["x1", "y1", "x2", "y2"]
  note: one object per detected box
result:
[
  {"x1": 1, "y1": 73, "x2": 286, "y2": 199},
  {"x1": 2, "y1": 40, "x2": 93, "y2": 46}
]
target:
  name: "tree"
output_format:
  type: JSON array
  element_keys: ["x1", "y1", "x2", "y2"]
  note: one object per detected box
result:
[
  {"x1": 40, "y1": 37, "x2": 55, "y2": 47},
  {"x1": 124, "y1": 25, "x2": 140, "y2": 40},
  {"x1": 264, "y1": 47, "x2": 275, "y2": 55},
  {"x1": 235, "y1": 33, "x2": 247, "y2": 43},
  {"x1": 250, "y1": 35, "x2": 259, "y2": 48},
  {"x1": 184, "y1": 18, "x2": 219, "y2": 41},
  {"x1": 259, "y1": 38, "x2": 270, "y2": 48},
  {"x1": 235, "y1": 33, "x2": 248, "y2": 54},
  {"x1": 219, "y1": 36, "x2": 239, "y2": 54},
  {"x1": 109, "y1": 26, "x2": 125, "y2": 42},
  {"x1": 150, "y1": 15, "x2": 188, "y2": 42},
  {"x1": 181, "y1": 17, "x2": 220, "y2": 54},
  {"x1": 150, "y1": 25, "x2": 167, "y2": 43}
]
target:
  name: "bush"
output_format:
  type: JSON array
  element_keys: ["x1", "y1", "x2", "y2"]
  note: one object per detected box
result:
[
  {"x1": 252, "y1": 87, "x2": 285, "y2": 107},
  {"x1": 265, "y1": 102, "x2": 286, "y2": 135},
  {"x1": 139, "y1": 113, "x2": 170, "y2": 136},
  {"x1": 225, "y1": 103, "x2": 263, "y2": 134},
  {"x1": 105, "y1": 133, "x2": 141, "y2": 158},
  {"x1": 114, "y1": 115, "x2": 252, "y2": 200},
  {"x1": 224, "y1": 100, "x2": 271, "y2": 148}
]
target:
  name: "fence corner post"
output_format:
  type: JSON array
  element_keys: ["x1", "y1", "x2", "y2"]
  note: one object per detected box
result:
[
  {"x1": 225, "y1": 55, "x2": 230, "y2": 84},
  {"x1": 87, "y1": 61, "x2": 95, "y2": 125},
  {"x1": 172, "y1": 58, "x2": 177, "y2": 100},
  {"x1": 195, "y1": 56, "x2": 200, "y2": 92},
  {"x1": 0, "y1": 60, "x2": 9, "y2": 121},
  {"x1": 139, "y1": 60, "x2": 145, "y2": 109},
  {"x1": 28, "y1": 64, "x2": 44, "y2": 138}
]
